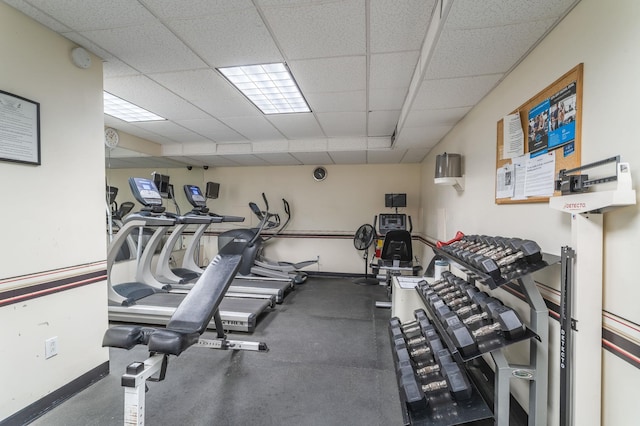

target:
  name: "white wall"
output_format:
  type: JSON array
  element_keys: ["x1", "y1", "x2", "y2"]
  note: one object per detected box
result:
[
  {"x1": 106, "y1": 163, "x2": 422, "y2": 273},
  {"x1": 418, "y1": 0, "x2": 640, "y2": 424},
  {"x1": 0, "y1": 4, "x2": 108, "y2": 420}
]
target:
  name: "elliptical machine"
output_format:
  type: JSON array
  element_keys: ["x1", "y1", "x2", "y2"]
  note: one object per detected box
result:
[{"x1": 218, "y1": 194, "x2": 316, "y2": 284}]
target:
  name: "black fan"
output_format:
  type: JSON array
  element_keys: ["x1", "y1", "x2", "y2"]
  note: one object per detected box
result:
[{"x1": 353, "y1": 224, "x2": 378, "y2": 285}]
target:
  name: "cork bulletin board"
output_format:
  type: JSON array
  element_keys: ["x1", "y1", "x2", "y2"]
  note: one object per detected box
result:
[{"x1": 495, "y1": 63, "x2": 583, "y2": 204}]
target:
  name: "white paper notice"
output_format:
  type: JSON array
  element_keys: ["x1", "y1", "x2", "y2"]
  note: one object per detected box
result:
[
  {"x1": 512, "y1": 155, "x2": 528, "y2": 200},
  {"x1": 524, "y1": 152, "x2": 556, "y2": 197},
  {"x1": 503, "y1": 113, "x2": 524, "y2": 159},
  {"x1": 496, "y1": 164, "x2": 514, "y2": 199}
]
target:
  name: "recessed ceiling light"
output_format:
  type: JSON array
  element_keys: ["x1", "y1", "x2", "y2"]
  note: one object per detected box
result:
[
  {"x1": 217, "y1": 63, "x2": 311, "y2": 115},
  {"x1": 103, "y1": 91, "x2": 166, "y2": 122}
]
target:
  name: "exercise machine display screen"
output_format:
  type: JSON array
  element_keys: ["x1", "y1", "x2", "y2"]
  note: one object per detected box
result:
[
  {"x1": 378, "y1": 213, "x2": 407, "y2": 234},
  {"x1": 129, "y1": 177, "x2": 162, "y2": 206},
  {"x1": 152, "y1": 173, "x2": 170, "y2": 198},
  {"x1": 184, "y1": 184, "x2": 206, "y2": 207},
  {"x1": 206, "y1": 181, "x2": 220, "y2": 199},
  {"x1": 385, "y1": 193, "x2": 407, "y2": 208}
]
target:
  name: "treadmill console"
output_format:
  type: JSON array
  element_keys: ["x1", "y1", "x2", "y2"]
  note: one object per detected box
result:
[
  {"x1": 184, "y1": 184, "x2": 207, "y2": 208},
  {"x1": 129, "y1": 177, "x2": 163, "y2": 207},
  {"x1": 378, "y1": 213, "x2": 407, "y2": 235}
]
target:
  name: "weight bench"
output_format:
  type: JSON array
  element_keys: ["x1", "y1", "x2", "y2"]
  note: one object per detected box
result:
[{"x1": 103, "y1": 242, "x2": 268, "y2": 425}]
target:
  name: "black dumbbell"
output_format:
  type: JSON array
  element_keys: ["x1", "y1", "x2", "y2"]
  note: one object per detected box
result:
[
  {"x1": 397, "y1": 362, "x2": 473, "y2": 406},
  {"x1": 448, "y1": 305, "x2": 526, "y2": 356},
  {"x1": 414, "y1": 348, "x2": 454, "y2": 376},
  {"x1": 461, "y1": 297, "x2": 504, "y2": 326},
  {"x1": 495, "y1": 240, "x2": 542, "y2": 266},
  {"x1": 467, "y1": 237, "x2": 515, "y2": 264}
]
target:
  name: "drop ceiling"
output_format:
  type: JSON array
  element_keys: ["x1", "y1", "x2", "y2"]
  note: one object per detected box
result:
[{"x1": 4, "y1": 0, "x2": 580, "y2": 168}]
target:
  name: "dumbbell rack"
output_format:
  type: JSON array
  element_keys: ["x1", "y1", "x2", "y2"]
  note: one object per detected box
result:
[{"x1": 421, "y1": 246, "x2": 556, "y2": 426}]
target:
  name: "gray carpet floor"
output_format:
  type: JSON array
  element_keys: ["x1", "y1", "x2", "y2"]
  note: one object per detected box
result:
[{"x1": 31, "y1": 277, "x2": 404, "y2": 426}]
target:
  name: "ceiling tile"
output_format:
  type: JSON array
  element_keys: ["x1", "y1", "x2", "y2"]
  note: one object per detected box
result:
[
  {"x1": 218, "y1": 116, "x2": 284, "y2": 141},
  {"x1": 166, "y1": 7, "x2": 282, "y2": 68},
  {"x1": 261, "y1": 0, "x2": 365, "y2": 60},
  {"x1": 80, "y1": 21, "x2": 207, "y2": 73},
  {"x1": 254, "y1": 152, "x2": 302, "y2": 166},
  {"x1": 413, "y1": 74, "x2": 503, "y2": 110},
  {"x1": 265, "y1": 114, "x2": 325, "y2": 139},
  {"x1": 368, "y1": 111, "x2": 400, "y2": 137},
  {"x1": 304, "y1": 91, "x2": 366, "y2": 113},
  {"x1": 426, "y1": 19, "x2": 557, "y2": 79},
  {"x1": 394, "y1": 125, "x2": 451, "y2": 149},
  {"x1": 316, "y1": 112, "x2": 366, "y2": 138},
  {"x1": 403, "y1": 106, "x2": 471, "y2": 128},
  {"x1": 132, "y1": 121, "x2": 209, "y2": 143},
  {"x1": 369, "y1": 88, "x2": 408, "y2": 110},
  {"x1": 445, "y1": 0, "x2": 579, "y2": 29},
  {"x1": 104, "y1": 75, "x2": 211, "y2": 121},
  {"x1": 289, "y1": 56, "x2": 366, "y2": 93},
  {"x1": 22, "y1": 0, "x2": 155, "y2": 30},
  {"x1": 143, "y1": 0, "x2": 254, "y2": 19},
  {"x1": 328, "y1": 150, "x2": 367, "y2": 164},
  {"x1": 219, "y1": 154, "x2": 270, "y2": 166},
  {"x1": 175, "y1": 119, "x2": 247, "y2": 142},
  {"x1": 290, "y1": 151, "x2": 333, "y2": 165},
  {"x1": 402, "y1": 148, "x2": 430, "y2": 163},
  {"x1": 369, "y1": 0, "x2": 435, "y2": 53},
  {"x1": 370, "y1": 51, "x2": 420, "y2": 90},
  {"x1": 367, "y1": 149, "x2": 407, "y2": 164}
]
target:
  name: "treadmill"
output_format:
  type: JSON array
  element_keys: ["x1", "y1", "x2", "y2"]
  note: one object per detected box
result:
[
  {"x1": 159, "y1": 184, "x2": 293, "y2": 304},
  {"x1": 107, "y1": 177, "x2": 271, "y2": 332}
]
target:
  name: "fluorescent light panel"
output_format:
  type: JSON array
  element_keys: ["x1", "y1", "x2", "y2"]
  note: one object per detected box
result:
[
  {"x1": 103, "y1": 91, "x2": 166, "y2": 122},
  {"x1": 217, "y1": 63, "x2": 311, "y2": 114}
]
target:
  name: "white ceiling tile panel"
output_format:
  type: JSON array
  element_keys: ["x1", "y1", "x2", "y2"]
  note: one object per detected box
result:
[
  {"x1": 403, "y1": 106, "x2": 471, "y2": 128},
  {"x1": 287, "y1": 139, "x2": 328, "y2": 152},
  {"x1": 191, "y1": 97, "x2": 261, "y2": 119},
  {"x1": 265, "y1": 114, "x2": 325, "y2": 139},
  {"x1": 166, "y1": 8, "x2": 282, "y2": 68},
  {"x1": 254, "y1": 152, "x2": 302, "y2": 166},
  {"x1": 328, "y1": 150, "x2": 367, "y2": 164},
  {"x1": 367, "y1": 137, "x2": 393, "y2": 150},
  {"x1": 20, "y1": 0, "x2": 155, "y2": 30},
  {"x1": 218, "y1": 116, "x2": 284, "y2": 141},
  {"x1": 133, "y1": 120, "x2": 209, "y2": 143},
  {"x1": 104, "y1": 75, "x2": 211, "y2": 121},
  {"x1": 141, "y1": 0, "x2": 254, "y2": 19},
  {"x1": 289, "y1": 56, "x2": 366, "y2": 93},
  {"x1": 80, "y1": 21, "x2": 207, "y2": 73},
  {"x1": 252, "y1": 140, "x2": 290, "y2": 153},
  {"x1": 183, "y1": 155, "x2": 240, "y2": 167},
  {"x1": 304, "y1": 91, "x2": 366, "y2": 113},
  {"x1": 413, "y1": 74, "x2": 503, "y2": 110},
  {"x1": 370, "y1": 51, "x2": 420, "y2": 89},
  {"x1": 368, "y1": 110, "x2": 401, "y2": 137},
  {"x1": 369, "y1": 0, "x2": 435, "y2": 53},
  {"x1": 102, "y1": 59, "x2": 140, "y2": 78},
  {"x1": 175, "y1": 119, "x2": 247, "y2": 142},
  {"x1": 445, "y1": 0, "x2": 579, "y2": 29},
  {"x1": 261, "y1": 0, "x2": 365, "y2": 60},
  {"x1": 402, "y1": 148, "x2": 430, "y2": 163},
  {"x1": 394, "y1": 125, "x2": 451, "y2": 149},
  {"x1": 425, "y1": 19, "x2": 557, "y2": 79},
  {"x1": 219, "y1": 154, "x2": 270, "y2": 166},
  {"x1": 290, "y1": 151, "x2": 334, "y2": 165},
  {"x1": 3, "y1": 0, "x2": 72, "y2": 32},
  {"x1": 216, "y1": 143, "x2": 253, "y2": 154},
  {"x1": 327, "y1": 138, "x2": 367, "y2": 151},
  {"x1": 366, "y1": 149, "x2": 407, "y2": 164},
  {"x1": 369, "y1": 88, "x2": 409, "y2": 110},
  {"x1": 316, "y1": 112, "x2": 366, "y2": 138}
]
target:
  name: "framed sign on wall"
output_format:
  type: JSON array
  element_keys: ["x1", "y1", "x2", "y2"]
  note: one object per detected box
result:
[{"x1": 0, "y1": 89, "x2": 41, "y2": 166}]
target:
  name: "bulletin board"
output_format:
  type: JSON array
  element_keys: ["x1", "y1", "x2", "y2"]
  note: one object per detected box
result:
[{"x1": 495, "y1": 63, "x2": 583, "y2": 204}]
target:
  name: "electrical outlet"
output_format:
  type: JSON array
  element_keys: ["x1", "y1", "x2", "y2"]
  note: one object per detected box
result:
[{"x1": 45, "y1": 336, "x2": 58, "y2": 359}]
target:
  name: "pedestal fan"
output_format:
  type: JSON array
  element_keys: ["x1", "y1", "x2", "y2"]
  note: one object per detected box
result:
[{"x1": 353, "y1": 224, "x2": 378, "y2": 285}]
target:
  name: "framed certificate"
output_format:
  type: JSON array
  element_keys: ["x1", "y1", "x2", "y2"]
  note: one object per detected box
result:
[{"x1": 0, "y1": 90, "x2": 41, "y2": 165}]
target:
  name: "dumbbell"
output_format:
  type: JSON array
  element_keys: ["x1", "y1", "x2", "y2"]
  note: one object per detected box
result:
[
  {"x1": 448, "y1": 306, "x2": 526, "y2": 356},
  {"x1": 494, "y1": 239, "x2": 542, "y2": 266},
  {"x1": 461, "y1": 297, "x2": 504, "y2": 326},
  {"x1": 397, "y1": 361, "x2": 473, "y2": 404},
  {"x1": 459, "y1": 236, "x2": 504, "y2": 261},
  {"x1": 390, "y1": 310, "x2": 431, "y2": 339},
  {"x1": 483, "y1": 238, "x2": 523, "y2": 258}
]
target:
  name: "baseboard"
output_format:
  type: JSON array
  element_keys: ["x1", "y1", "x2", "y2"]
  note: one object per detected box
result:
[{"x1": 1, "y1": 361, "x2": 109, "y2": 426}]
